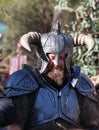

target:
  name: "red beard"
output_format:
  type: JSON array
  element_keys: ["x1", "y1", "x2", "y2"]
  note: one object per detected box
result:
[{"x1": 45, "y1": 65, "x2": 65, "y2": 86}]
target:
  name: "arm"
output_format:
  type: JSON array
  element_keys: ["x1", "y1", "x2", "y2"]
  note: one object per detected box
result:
[
  {"x1": 8, "y1": 94, "x2": 30, "y2": 129},
  {"x1": 7, "y1": 92, "x2": 36, "y2": 130},
  {"x1": 7, "y1": 95, "x2": 29, "y2": 130},
  {"x1": 0, "y1": 97, "x2": 17, "y2": 127},
  {"x1": 90, "y1": 75, "x2": 99, "y2": 100},
  {"x1": 7, "y1": 124, "x2": 22, "y2": 130},
  {"x1": 79, "y1": 95, "x2": 99, "y2": 130}
]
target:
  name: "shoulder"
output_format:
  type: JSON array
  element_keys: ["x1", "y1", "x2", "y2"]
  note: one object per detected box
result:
[
  {"x1": 71, "y1": 66, "x2": 94, "y2": 92},
  {"x1": 4, "y1": 64, "x2": 39, "y2": 97},
  {"x1": 76, "y1": 73, "x2": 97, "y2": 101},
  {"x1": 71, "y1": 66, "x2": 98, "y2": 101},
  {"x1": 77, "y1": 73, "x2": 95, "y2": 92}
]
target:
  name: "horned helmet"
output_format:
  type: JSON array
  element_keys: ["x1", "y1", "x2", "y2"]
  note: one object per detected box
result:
[{"x1": 20, "y1": 21, "x2": 95, "y2": 75}]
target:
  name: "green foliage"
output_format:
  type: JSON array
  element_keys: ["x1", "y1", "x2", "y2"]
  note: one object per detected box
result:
[
  {"x1": 0, "y1": 0, "x2": 98, "y2": 76},
  {"x1": 54, "y1": 0, "x2": 68, "y2": 9},
  {"x1": 72, "y1": 0, "x2": 99, "y2": 76},
  {"x1": 54, "y1": 0, "x2": 99, "y2": 77},
  {"x1": 0, "y1": 0, "x2": 54, "y2": 57}
]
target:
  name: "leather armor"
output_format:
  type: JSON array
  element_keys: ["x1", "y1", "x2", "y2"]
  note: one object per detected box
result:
[
  {"x1": 3, "y1": 64, "x2": 97, "y2": 128},
  {"x1": 3, "y1": 65, "x2": 39, "y2": 97}
]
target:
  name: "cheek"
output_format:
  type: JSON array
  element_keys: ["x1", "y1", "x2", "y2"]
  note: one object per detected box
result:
[
  {"x1": 58, "y1": 61, "x2": 65, "y2": 68},
  {"x1": 48, "y1": 60, "x2": 54, "y2": 66},
  {"x1": 47, "y1": 60, "x2": 55, "y2": 68},
  {"x1": 49, "y1": 60, "x2": 54, "y2": 64}
]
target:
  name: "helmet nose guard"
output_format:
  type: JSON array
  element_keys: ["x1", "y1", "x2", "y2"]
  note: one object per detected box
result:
[{"x1": 53, "y1": 54, "x2": 59, "y2": 66}]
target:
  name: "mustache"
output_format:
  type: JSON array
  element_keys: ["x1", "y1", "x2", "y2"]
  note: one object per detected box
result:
[
  {"x1": 47, "y1": 64, "x2": 65, "y2": 72},
  {"x1": 53, "y1": 65, "x2": 64, "y2": 70}
]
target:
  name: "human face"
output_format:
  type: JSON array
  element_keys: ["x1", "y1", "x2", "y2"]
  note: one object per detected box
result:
[
  {"x1": 44, "y1": 53, "x2": 67, "y2": 86},
  {"x1": 47, "y1": 53, "x2": 66, "y2": 70}
]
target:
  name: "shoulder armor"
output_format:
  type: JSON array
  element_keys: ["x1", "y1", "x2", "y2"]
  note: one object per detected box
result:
[
  {"x1": 71, "y1": 66, "x2": 81, "y2": 88},
  {"x1": 76, "y1": 73, "x2": 98, "y2": 101},
  {"x1": 70, "y1": 66, "x2": 97, "y2": 102},
  {"x1": 4, "y1": 64, "x2": 39, "y2": 97}
]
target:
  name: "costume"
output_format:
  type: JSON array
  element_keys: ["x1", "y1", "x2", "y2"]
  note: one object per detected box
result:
[
  {"x1": 3, "y1": 64, "x2": 98, "y2": 129},
  {"x1": 0, "y1": 21, "x2": 99, "y2": 130},
  {"x1": 0, "y1": 93, "x2": 17, "y2": 127}
]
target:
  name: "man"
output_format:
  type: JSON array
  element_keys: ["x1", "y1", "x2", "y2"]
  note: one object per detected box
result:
[
  {"x1": 91, "y1": 75, "x2": 99, "y2": 88},
  {"x1": 0, "y1": 21, "x2": 99, "y2": 130},
  {"x1": 91, "y1": 75, "x2": 99, "y2": 101}
]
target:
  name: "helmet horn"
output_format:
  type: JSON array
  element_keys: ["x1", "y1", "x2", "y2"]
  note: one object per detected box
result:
[
  {"x1": 20, "y1": 32, "x2": 41, "y2": 52},
  {"x1": 72, "y1": 33, "x2": 96, "y2": 52}
]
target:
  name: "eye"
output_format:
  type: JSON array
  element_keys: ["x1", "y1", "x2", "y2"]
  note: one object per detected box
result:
[
  {"x1": 47, "y1": 53, "x2": 55, "y2": 60},
  {"x1": 59, "y1": 53, "x2": 68, "y2": 60}
]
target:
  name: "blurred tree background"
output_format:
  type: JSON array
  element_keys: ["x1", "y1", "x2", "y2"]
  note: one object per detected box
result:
[{"x1": 0, "y1": 0, "x2": 99, "y2": 77}]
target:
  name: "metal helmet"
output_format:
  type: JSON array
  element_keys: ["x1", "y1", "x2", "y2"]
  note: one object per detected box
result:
[
  {"x1": 36, "y1": 21, "x2": 74, "y2": 74},
  {"x1": 20, "y1": 21, "x2": 96, "y2": 74}
]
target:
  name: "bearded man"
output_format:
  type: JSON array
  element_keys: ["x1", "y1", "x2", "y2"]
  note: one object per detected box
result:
[{"x1": 0, "y1": 21, "x2": 99, "y2": 130}]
